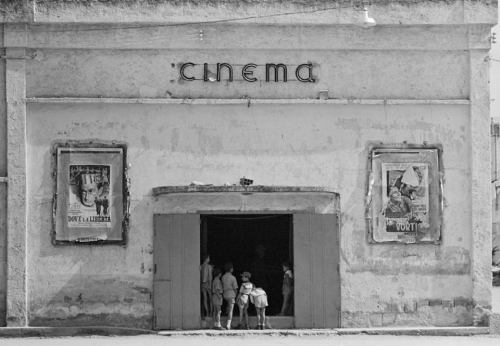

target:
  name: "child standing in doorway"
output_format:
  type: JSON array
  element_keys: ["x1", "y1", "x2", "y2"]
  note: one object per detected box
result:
[
  {"x1": 236, "y1": 271, "x2": 254, "y2": 329},
  {"x1": 211, "y1": 267, "x2": 224, "y2": 330},
  {"x1": 250, "y1": 286, "x2": 268, "y2": 330},
  {"x1": 279, "y1": 262, "x2": 293, "y2": 316},
  {"x1": 200, "y1": 254, "x2": 213, "y2": 319},
  {"x1": 221, "y1": 262, "x2": 238, "y2": 330}
]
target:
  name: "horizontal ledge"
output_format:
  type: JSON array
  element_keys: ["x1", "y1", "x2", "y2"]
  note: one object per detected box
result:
[
  {"x1": 26, "y1": 97, "x2": 471, "y2": 105},
  {"x1": 0, "y1": 177, "x2": 7, "y2": 183},
  {"x1": 152, "y1": 185, "x2": 339, "y2": 196},
  {"x1": 157, "y1": 326, "x2": 490, "y2": 337},
  {"x1": 0, "y1": 325, "x2": 486, "y2": 337}
]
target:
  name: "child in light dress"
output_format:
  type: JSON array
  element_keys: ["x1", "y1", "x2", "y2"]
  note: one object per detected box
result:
[
  {"x1": 250, "y1": 286, "x2": 268, "y2": 329},
  {"x1": 236, "y1": 271, "x2": 254, "y2": 329}
]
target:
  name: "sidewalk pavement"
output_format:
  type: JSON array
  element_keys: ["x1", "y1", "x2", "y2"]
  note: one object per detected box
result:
[{"x1": 0, "y1": 326, "x2": 493, "y2": 338}]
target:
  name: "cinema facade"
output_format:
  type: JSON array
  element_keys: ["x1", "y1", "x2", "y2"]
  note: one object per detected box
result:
[{"x1": 0, "y1": 0, "x2": 497, "y2": 331}]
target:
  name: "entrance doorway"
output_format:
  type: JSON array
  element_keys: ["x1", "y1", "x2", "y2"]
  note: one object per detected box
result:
[
  {"x1": 153, "y1": 199, "x2": 340, "y2": 330},
  {"x1": 201, "y1": 214, "x2": 293, "y2": 316}
]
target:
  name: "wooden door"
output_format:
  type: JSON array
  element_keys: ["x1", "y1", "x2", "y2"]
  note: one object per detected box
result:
[
  {"x1": 293, "y1": 213, "x2": 340, "y2": 328},
  {"x1": 153, "y1": 214, "x2": 201, "y2": 330}
]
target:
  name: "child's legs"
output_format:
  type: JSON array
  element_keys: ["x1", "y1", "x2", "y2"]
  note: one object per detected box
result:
[
  {"x1": 243, "y1": 304, "x2": 249, "y2": 325},
  {"x1": 287, "y1": 291, "x2": 294, "y2": 314},
  {"x1": 281, "y1": 291, "x2": 292, "y2": 314},
  {"x1": 279, "y1": 293, "x2": 286, "y2": 314},
  {"x1": 226, "y1": 299, "x2": 235, "y2": 326},
  {"x1": 261, "y1": 308, "x2": 266, "y2": 327},
  {"x1": 207, "y1": 291, "x2": 212, "y2": 314},
  {"x1": 201, "y1": 288, "x2": 209, "y2": 315},
  {"x1": 285, "y1": 291, "x2": 293, "y2": 314},
  {"x1": 256, "y1": 307, "x2": 262, "y2": 325},
  {"x1": 213, "y1": 305, "x2": 221, "y2": 324},
  {"x1": 238, "y1": 304, "x2": 244, "y2": 322}
]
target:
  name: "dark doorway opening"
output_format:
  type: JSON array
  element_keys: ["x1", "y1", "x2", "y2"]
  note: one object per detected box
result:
[{"x1": 201, "y1": 214, "x2": 293, "y2": 316}]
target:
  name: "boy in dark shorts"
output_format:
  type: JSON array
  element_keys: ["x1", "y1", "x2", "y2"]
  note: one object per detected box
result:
[{"x1": 221, "y1": 262, "x2": 238, "y2": 330}]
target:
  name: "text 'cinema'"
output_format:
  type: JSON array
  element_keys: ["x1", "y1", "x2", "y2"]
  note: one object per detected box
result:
[{"x1": 179, "y1": 62, "x2": 316, "y2": 83}]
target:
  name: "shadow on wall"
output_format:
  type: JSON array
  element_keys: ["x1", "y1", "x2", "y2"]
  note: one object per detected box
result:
[
  {"x1": 29, "y1": 274, "x2": 152, "y2": 328},
  {"x1": 28, "y1": 153, "x2": 154, "y2": 328}
]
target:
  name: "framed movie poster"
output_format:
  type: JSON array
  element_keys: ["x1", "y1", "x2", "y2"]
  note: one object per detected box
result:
[
  {"x1": 53, "y1": 145, "x2": 128, "y2": 244},
  {"x1": 367, "y1": 146, "x2": 442, "y2": 244}
]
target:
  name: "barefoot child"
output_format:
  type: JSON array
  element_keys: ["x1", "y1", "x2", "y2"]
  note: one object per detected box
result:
[
  {"x1": 236, "y1": 271, "x2": 254, "y2": 329},
  {"x1": 211, "y1": 267, "x2": 224, "y2": 329},
  {"x1": 250, "y1": 286, "x2": 268, "y2": 330},
  {"x1": 221, "y1": 262, "x2": 238, "y2": 330}
]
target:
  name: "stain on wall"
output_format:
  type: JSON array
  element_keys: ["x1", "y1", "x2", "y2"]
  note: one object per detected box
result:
[{"x1": 27, "y1": 102, "x2": 471, "y2": 327}]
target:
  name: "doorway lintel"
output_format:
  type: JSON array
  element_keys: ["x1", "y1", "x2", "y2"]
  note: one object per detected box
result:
[{"x1": 152, "y1": 185, "x2": 339, "y2": 215}]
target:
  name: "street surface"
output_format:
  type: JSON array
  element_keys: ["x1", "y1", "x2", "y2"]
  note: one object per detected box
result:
[{"x1": 1, "y1": 334, "x2": 499, "y2": 346}]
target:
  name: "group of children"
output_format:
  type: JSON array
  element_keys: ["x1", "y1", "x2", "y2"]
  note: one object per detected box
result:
[{"x1": 201, "y1": 255, "x2": 294, "y2": 330}]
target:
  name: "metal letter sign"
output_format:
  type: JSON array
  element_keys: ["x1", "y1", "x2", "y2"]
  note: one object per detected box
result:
[
  {"x1": 242, "y1": 64, "x2": 257, "y2": 82},
  {"x1": 179, "y1": 62, "x2": 316, "y2": 83}
]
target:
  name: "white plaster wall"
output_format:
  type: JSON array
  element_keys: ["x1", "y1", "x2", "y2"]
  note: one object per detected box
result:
[
  {"x1": 0, "y1": 53, "x2": 7, "y2": 326},
  {"x1": 27, "y1": 103, "x2": 472, "y2": 327},
  {"x1": 26, "y1": 49, "x2": 469, "y2": 100},
  {"x1": 0, "y1": 0, "x2": 491, "y2": 331}
]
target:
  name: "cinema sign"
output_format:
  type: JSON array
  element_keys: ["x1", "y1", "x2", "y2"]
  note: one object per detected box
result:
[{"x1": 180, "y1": 62, "x2": 316, "y2": 83}]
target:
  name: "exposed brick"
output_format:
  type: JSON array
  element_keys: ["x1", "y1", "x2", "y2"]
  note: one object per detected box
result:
[
  {"x1": 428, "y1": 299, "x2": 442, "y2": 306},
  {"x1": 382, "y1": 313, "x2": 397, "y2": 326},
  {"x1": 417, "y1": 299, "x2": 429, "y2": 309},
  {"x1": 388, "y1": 303, "x2": 402, "y2": 312},
  {"x1": 403, "y1": 302, "x2": 417, "y2": 313},
  {"x1": 454, "y1": 297, "x2": 473, "y2": 308},
  {"x1": 368, "y1": 313, "x2": 383, "y2": 327},
  {"x1": 442, "y1": 300, "x2": 453, "y2": 308},
  {"x1": 490, "y1": 313, "x2": 500, "y2": 334}
]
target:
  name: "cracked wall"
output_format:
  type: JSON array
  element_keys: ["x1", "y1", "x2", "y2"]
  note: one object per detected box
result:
[
  {"x1": 5, "y1": 0, "x2": 494, "y2": 329},
  {"x1": 27, "y1": 102, "x2": 472, "y2": 327}
]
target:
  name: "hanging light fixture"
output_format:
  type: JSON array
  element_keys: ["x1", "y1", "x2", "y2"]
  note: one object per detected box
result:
[
  {"x1": 353, "y1": 0, "x2": 376, "y2": 28},
  {"x1": 361, "y1": 6, "x2": 376, "y2": 28}
]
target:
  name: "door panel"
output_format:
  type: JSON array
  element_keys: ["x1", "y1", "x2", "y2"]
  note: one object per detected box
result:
[
  {"x1": 293, "y1": 214, "x2": 313, "y2": 328},
  {"x1": 293, "y1": 214, "x2": 339, "y2": 328},
  {"x1": 153, "y1": 214, "x2": 200, "y2": 330},
  {"x1": 182, "y1": 214, "x2": 201, "y2": 329},
  {"x1": 153, "y1": 280, "x2": 171, "y2": 329}
]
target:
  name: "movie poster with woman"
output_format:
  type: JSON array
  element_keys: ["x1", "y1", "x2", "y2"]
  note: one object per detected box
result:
[
  {"x1": 369, "y1": 147, "x2": 441, "y2": 244},
  {"x1": 381, "y1": 163, "x2": 429, "y2": 239}
]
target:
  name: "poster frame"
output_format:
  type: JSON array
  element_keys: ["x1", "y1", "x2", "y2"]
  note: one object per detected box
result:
[
  {"x1": 366, "y1": 143, "x2": 443, "y2": 245},
  {"x1": 51, "y1": 141, "x2": 129, "y2": 245}
]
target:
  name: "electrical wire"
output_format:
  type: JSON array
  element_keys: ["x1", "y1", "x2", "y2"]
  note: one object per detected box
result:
[{"x1": 23, "y1": 1, "x2": 373, "y2": 33}]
